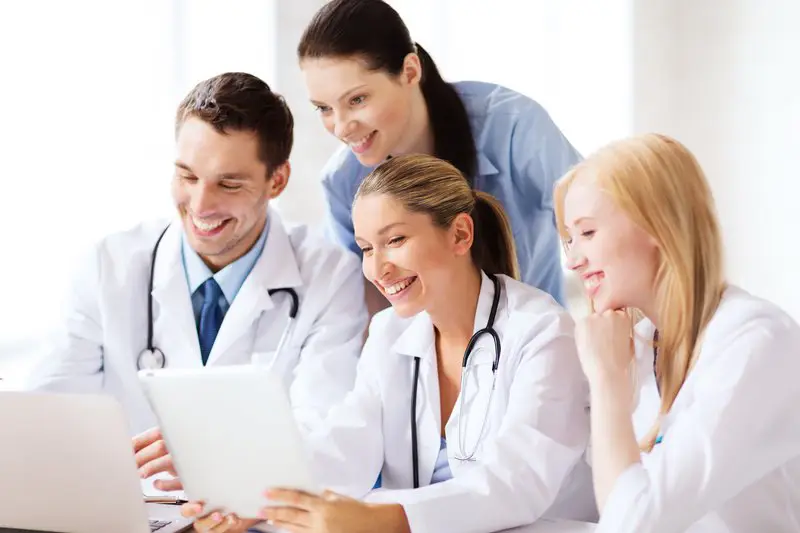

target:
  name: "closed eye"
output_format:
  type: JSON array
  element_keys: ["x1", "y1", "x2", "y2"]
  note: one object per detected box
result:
[
  {"x1": 564, "y1": 229, "x2": 594, "y2": 247},
  {"x1": 220, "y1": 181, "x2": 242, "y2": 191},
  {"x1": 360, "y1": 245, "x2": 373, "y2": 256},
  {"x1": 388, "y1": 236, "x2": 406, "y2": 246}
]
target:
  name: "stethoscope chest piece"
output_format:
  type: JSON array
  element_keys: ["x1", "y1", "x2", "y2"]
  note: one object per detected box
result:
[{"x1": 137, "y1": 347, "x2": 166, "y2": 370}]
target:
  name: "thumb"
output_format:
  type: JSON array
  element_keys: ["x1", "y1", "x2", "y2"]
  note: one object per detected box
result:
[
  {"x1": 180, "y1": 501, "x2": 205, "y2": 518},
  {"x1": 154, "y1": 477, "x2": 183, "y2": 492}
]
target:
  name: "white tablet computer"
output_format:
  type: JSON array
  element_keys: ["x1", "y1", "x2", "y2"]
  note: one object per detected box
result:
[{"x1": 138, "y1": 366, "x2": 319, "y2": 518}]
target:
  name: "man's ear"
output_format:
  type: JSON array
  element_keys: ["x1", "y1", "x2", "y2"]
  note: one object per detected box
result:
[
  {"x1": 450, "y1": 212, "x2": 475, "y2": 257},
  {"x1": 267, "y1": 161, "x2": 291, "y2": 198}
]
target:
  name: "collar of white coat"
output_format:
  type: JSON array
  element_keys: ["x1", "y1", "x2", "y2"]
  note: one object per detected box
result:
[
  {"x1": 391, "y1": 270, "x2": 500, "y2": 360},
  {"x1": 152, "y1": 206, "x2": 303, "y2": 296}
]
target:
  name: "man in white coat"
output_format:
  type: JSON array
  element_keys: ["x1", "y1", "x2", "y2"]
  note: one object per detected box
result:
[{"x1": 28, "y1": 72, "x2": 368, "y2": 440}]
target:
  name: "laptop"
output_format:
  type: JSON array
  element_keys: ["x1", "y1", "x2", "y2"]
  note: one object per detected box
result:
[{"x1": 0, "y1": 391, "x2": 193, "y2": 533}]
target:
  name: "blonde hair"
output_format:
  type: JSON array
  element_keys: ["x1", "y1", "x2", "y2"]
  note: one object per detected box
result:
[
  {"x1": 355, "y1": 154, "x2": 520, "y2": 280},
  {"x1": 553, "y1": 133, "x2": 726, "y2": 452}
]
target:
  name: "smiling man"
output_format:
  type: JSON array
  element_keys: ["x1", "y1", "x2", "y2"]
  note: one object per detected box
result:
[{"x1": 29, "y1": 72, "x2": 367, "y2": 438}]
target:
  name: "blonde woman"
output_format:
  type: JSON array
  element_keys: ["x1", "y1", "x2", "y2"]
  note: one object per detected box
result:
[
  {"x1": 183, "y1": 154, "x2": 595, "y2": 532},
  {"x1": 556, "y1": 132, "x2": 800, "y2": 532}
]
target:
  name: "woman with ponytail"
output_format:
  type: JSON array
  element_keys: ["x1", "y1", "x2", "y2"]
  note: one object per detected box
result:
[
  {"x1": 186, "y1": 155, "x2": 595, "y2": 533},
  {"x1": 297, "y1": 0, "x2": 580, "y2": 312},
  {"x1": 555, "y1": 133, "x2": 800, "y2": 532}
]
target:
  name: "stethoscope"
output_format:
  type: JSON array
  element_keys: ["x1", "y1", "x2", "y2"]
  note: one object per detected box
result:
[
  {"x1": 410, "y1": 273, "x2": 502, "y2": 488},
  {"x1": 136, "y1": 225, "x2": 300, "y2": 370}
]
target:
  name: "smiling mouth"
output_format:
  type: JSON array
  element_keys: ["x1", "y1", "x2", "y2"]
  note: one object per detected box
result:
[
  {"x1": 583, "y1": 272, "x2": 604, "y2": 295},
  {"x1": 190, "y1": 215, "x2": 230, "y2": 236},
  {"x1": 381, "y1": 276, "x2": 418, "y2": 298},
  {"x1": 348, "y1": 131, "x2": 377, "y2": 154}
]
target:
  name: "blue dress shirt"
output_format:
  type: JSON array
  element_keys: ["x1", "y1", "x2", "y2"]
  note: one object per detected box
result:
[
  {"x1": 319, "y1": 81, "x2": 581, "y2": 305},
  {"x1": 181, "y1": 217, "x2": 270, "y2": 325}
]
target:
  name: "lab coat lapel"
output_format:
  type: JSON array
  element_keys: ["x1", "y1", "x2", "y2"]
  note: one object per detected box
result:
[
  {"x1": 392, "y1": 313, "x2": 442, "y2": 487},
  {"x1": 448, "y1": 272, "x2": 500, "y2": 461},
  {"x1": 150, "y1": 222, "x2": 203, "y2": 368},
  {"x1": 206, "y1": 211, "x2": 303, "y2": 366}
]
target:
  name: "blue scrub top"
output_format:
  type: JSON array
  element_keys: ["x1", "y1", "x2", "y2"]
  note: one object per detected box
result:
[{"x1": 319, "y1": 80, "x2": 581, "y2": 305}]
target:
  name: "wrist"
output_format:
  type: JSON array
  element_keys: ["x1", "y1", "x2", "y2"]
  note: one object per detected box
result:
[
  {"x1": 590, "y1": 371, "x2": 635, "y2": 408},
  {"x1": 370, "y1": 503, "x2": 411, "y2": 533}
]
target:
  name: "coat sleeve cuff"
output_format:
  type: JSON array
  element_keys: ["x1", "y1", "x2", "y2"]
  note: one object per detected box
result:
[{"x1": 598, "y1": 463, "x2": 648, "y2": 531}]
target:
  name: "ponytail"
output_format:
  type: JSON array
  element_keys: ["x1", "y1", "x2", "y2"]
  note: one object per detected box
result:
[
  {"x1": 471, "y1": 191, "x2": 520, "y2": 280},
  {"x1": 415, "y1": 43, "x2": 478, "y2": 183}
]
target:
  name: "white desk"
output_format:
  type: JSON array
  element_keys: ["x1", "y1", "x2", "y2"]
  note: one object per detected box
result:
[{"x1": 172, "y1": 512, "x2": 598, "y2": 533}]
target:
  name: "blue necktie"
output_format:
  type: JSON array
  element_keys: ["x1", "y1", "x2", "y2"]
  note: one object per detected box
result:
[{"x1": 197, "y1": 278, "x2": 224, "y2": 365}]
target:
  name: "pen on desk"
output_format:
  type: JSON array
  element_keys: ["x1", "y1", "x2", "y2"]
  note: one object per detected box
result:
[{"x1": 143, "y1": 495, "x2": 188, "y2": 505}]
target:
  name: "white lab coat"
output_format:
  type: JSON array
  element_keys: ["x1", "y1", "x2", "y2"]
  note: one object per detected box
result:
[
  {"x1": 598, "y1": 285, "x2": 800, "y2": 533},
  {"x1": 303, "y1": 272, "x2": 598, "y2": 533},
  {"x1": 28, "y1": 208, "x2": 368, "y2": 435}
]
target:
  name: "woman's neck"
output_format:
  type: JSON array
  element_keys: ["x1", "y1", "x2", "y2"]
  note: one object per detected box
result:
[
  {"x1": 637, "y1": 294, "x2": 659, "y2": 329},
  {"x1": 393, "y1": 87, "x2": 434, "y2": 157},
  {"x1": 428, "y1": 265, "x2": 483, "y2": 345}
]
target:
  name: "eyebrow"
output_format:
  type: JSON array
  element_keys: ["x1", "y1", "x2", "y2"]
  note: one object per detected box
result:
[
  {"x1": 174, "y1": 161, "x2": 247, "y2": 180},
  {"x1": 569, "y1": 216, "x2": 595, "y2": 227},
  {"x1": 354, "y1": 221, "x2": 408, "y2": 242},
  {"x1": 310, "y1": 84, "x2": 370, "y2": 107}
]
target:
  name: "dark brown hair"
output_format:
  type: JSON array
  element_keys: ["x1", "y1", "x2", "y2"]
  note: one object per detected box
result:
[
  {"x1": 175, "y1": 72, "x2": 294, "y2": 175},
  {"x1": 298, "y1": 0, "x2": 477, "y2": 183}
]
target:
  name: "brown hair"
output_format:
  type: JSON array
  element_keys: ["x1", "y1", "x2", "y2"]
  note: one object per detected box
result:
[
  {"x1": 175, "y1": 72, "x2": 294, "y2": 175},
  {"x1": 297, "y1": 0, "x2": 477, "y2": 182},
  {"x1": 356, "y1": 154, "x2": 519, "y2": 279}
]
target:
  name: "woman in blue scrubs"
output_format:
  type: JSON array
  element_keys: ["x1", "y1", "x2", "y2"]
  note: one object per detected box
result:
[{"x1": 297, "y1": 0, "x2": 581, "y2": 306}]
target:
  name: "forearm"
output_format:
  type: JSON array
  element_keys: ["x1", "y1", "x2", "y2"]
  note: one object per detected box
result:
[
  {"x1": 371, "y1": 504, "x2": 411, "y2": 533},
  {"x1": 589, "y1": 375, "x2": 641, "y2": 512}
]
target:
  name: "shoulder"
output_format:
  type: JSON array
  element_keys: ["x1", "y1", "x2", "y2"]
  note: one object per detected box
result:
[
  {"x1": 364, "y1": 305, "x2": 411, "y2": 344},
  {"x1": 635, "y1": 285, "x2": 800, "y2": 375},
  {"x1": 284, "y1": 220, "x2": 362, "y2": 281},
  {"x1": 320, "y1": 145, "x2": 372, "y2": 192},
  {"x1": 64, "y1": 219, "x2": 172, "y2": 292},
  {"x1": 94, "y1": 218, "x2": 172, "y2": 267},
  {"x1": 702, "y1": 285, "x2": 800, "y2": 353},
  {"x1": 453, "y1": 80, "x2": 552, "y2": 134},
  {"x1": 498, "y1": 275, "x2": 576, "y2": 341}
]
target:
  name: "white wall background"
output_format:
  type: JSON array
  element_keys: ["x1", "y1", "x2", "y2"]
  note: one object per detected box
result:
[
  {"x1": 0, "y1": 0, "x2": 798, "y2": 384},
  {"x1": 632, "y1": 0, "x2": 800, "y2": 320}
]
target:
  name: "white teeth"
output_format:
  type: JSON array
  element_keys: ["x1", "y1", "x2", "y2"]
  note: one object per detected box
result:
[
  {"x1": 584, "y1": 274, "x2": 602, "y2": 291},
  {"x1": 385, "y1": 277, "x2": 414, "y2": 295},
  {"x1": 192, "y1": 216, "x2": 225, "y2": 232},
  {"x1": 349, "y1": 132, "x2": 374, "y2": 149}
]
